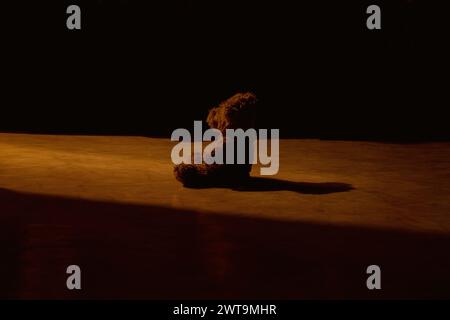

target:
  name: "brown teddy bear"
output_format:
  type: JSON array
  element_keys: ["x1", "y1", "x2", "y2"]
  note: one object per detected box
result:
[{"x1": 174, "y1": 92, "x2": 257, "y2": 187}]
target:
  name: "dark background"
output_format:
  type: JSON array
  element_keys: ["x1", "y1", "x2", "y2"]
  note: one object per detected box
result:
[{"x1": 1, "y1": 0, "x2": 448, "y2": 140}]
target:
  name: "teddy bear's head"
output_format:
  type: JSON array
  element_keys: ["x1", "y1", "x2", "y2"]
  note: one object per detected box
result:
[{"x1": 206, "y1": 92, "x2": 257, "y2": 133}]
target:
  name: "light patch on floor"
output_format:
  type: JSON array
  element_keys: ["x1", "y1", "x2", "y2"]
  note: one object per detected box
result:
[{"x1": 1, "y1": 133, "x2": 450, "y2": 234}]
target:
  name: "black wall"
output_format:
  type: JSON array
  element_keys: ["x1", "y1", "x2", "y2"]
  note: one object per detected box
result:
[{"x1": 1, "y1": 1, "x2": 449, "y2": 140}]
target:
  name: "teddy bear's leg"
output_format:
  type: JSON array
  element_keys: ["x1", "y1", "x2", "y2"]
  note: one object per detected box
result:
[
  {"x1": 174, "y1": 163, "x2": 208, "y2": 187},
  {"x1": 176, "y1": 164, "x2": 252, "y2": 188},
  {"x1": 174, "y1": 162, "x2": 251, "y2": 187}
]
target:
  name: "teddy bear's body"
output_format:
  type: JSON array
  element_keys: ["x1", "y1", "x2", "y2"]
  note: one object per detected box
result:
[{"x1": 174, "y1": 92, "x2": 257, "y2": 187}]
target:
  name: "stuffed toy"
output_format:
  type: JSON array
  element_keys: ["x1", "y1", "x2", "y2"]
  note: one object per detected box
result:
[{"x1": 174, "y1": 92, "x2": 257, "y2": 187}]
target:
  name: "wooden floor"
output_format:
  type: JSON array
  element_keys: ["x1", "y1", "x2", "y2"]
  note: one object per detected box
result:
[{"x1": 1, "y1": 133, "x2": 450, "y2": 299}]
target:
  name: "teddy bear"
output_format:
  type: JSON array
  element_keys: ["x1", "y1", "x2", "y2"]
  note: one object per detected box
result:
[{"x1": 174, "y1": 92, "x2": 257, "y2": 187}]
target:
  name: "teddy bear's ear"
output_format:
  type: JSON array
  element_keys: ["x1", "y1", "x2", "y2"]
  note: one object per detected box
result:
[
  {"x1": 206, "y1": 107, "x2": 219, "y2": 128},
  {"x1": 228, "y1": 92, "x2": 258, "y2": 111},
  {"x1": 241, "y1": 92, "x2": 258, "y2": 108}
]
